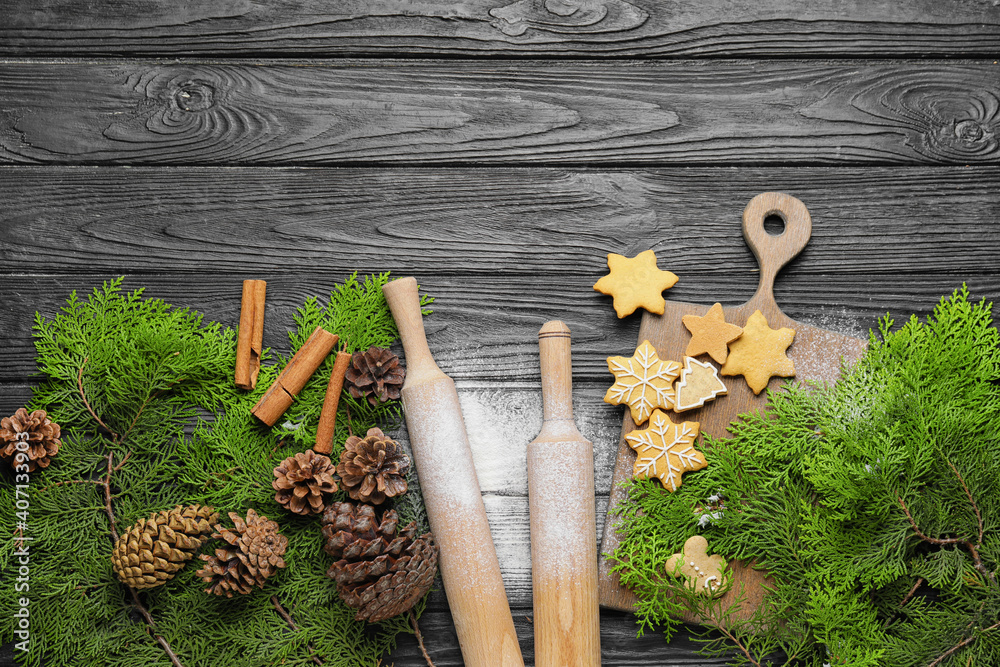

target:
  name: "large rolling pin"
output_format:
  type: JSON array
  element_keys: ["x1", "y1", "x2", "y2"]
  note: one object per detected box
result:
[
  {"x1": 382, "y1": 277, "x2": 524, "y2": 667},
  {"x1": 529, "y1": 321, "x2": 601, "y2": 666}
]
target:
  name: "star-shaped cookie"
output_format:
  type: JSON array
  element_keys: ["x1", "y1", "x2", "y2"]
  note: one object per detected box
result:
[
  {"x1": 664, "y1": 535, "x2": 728, "y2": 597},
  {"x1": 720, "y1": 310, "x2": 795, "y2": 394},
  {"x1": 682, "y1": 302, "x2": 743, "y2": 364},
  {"x1": 674, "y1": 357, "x2": 727, "y2": 413},
  {"x1": 625, "y1": 409, "x2": 705, "y2": 492},
  {"x1": 593, "y1": 249, "x2": 679, "y2": 318},
  {"x1": 605, "y1": 341, "x2": 682, "y2": 424}
]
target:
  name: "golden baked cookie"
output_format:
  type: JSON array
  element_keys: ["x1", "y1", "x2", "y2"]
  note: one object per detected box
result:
[
  {"x1": 682, "y1": 302, "x2": 743, "y2": 364},
  {"x1": 720, "y1": 310, "x2": 795, "y2": 394},
  {"x1": 664, "y1": 535, "x2": 728, "y2": 597},
  {"x1": 605, "y1": 340, "x2": 681, "y2": 425},
  {"x1": 593, "y1": 249, "x2": 678, "y2": 318},
  {"x1": 674, "y1": 357, "x2": 727, "y2": 413},
  {"x1": 625, "y1": 409, "x2": 704, "y2": 492}
]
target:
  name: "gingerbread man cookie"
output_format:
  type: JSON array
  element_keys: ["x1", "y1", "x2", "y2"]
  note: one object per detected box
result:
[
  {"x1": 593, "y1": 249, "x2": 679, "y2": 318},
  {"x1": 721, "y1": 310, "x2": 795, "y2": 394},
  {"x1": 625, "y1": 409, "x2": 705, "y2": 492},
  {"x1": 605, "y1": 341, "x2": 681, "y2": 425},
  {"x1": 674, "y1": 357, "x2": 727, "y2": 413},
  {"x1": 682, "y1": 302, "x2": 743, "y2": 364},
  {"x1": 664, "y1": 535, "x2": 728, "y2": 597}
]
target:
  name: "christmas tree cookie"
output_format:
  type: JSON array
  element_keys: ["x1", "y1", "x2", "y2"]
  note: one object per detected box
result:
[
  {"x1": 674, "y1": 357, "x2": 727, "y2": 412},
  {"x1": 625, "y1": 409, "x2": 705, "y2": 492},
  {"x1": 593, "y1": 249, "x2": 679, "y2": 318},
  {"x1": 605, "y1": 340, "x2": 681, "y2": 424},
  {"x1": 721, "y1": 310, "x2": 795, "y2": 394},
  {"x1": 682, "y1": 302, "x2": 743, "y2": 364}
]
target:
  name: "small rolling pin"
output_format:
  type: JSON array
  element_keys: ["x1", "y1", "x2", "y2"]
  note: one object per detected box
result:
[
  {"x1": 382, "y1": 277, "x2": 524, "y2": 667},
  {"x1": 529, "y1": 321, "x2": 601, "y2": 666}
]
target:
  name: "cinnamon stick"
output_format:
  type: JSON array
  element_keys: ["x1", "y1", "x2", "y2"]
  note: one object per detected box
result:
[
  {"x1": 315, "y1": 351, "x2": 352, "y2": 455},
  {"x1": 252, "y1": 327, "x2": 338, "y2": 426},
  {"x1": 235, "y1": 280, "x2": 267, "y2": 390}
]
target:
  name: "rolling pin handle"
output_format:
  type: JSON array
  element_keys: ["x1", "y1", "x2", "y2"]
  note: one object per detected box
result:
[
  {"x1": 382, "y1": 277, "x2": 442, "y2": 386},
  {"x1": 537, "y1": 320, "x2": 574, "y2": 422}
]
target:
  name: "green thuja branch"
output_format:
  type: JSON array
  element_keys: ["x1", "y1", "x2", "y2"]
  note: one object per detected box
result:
[
  {"x1": 612, "y1": 286, "x2": 1000, "y2": 667},
  {"x1": 74, "y1": 358, "x2": 185, "y2": 667},
  {"x1": 1, "y1": 275, "x2": 432, "y2": 667}
]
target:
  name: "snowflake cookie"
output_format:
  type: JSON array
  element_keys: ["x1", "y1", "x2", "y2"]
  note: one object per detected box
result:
[
  {"x1": 625, "y1": 409, "x2": 705, "y2": 492},
  {"x1": 664, "y1": 535, "x2": 729, "y2": 597},
  {"x1": 605, "y1": 340, "x2": 682, "y2": 424},
  {"x1": 593, "y1": 249, "x2": 679, "y2": 318},
  {"x1": 720, "y1": 310, "x2": 795, "y2": 394},
  {"x1": 674, "y1": 357, "x2": 728, "y2": 413}
]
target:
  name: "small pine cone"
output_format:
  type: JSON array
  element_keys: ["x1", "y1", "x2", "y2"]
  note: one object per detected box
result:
[
  {"x1": 0, "y1": 408, "x2": 61, "y2": 472},
  {"x1": 111, "y1": 505, "x2": 219, "y2": 590},
  {"x1": 196, "y1": 509, "x2": 287, "y2": 597},
  {"x1": 338, "y1": 427, "x2": 410, "y2": 505},
  {"x1": 273, "y1": 449, "x2": 339, "y2": 515},
  {"x1": 345, "y1": 346, "x2": 405, "y2": 406},
  {"x1": 321, "y1": 502, "x2": 438, "y2": 623}
]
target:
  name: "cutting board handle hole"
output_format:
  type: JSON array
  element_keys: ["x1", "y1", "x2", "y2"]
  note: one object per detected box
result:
[{"x1": 763, "y1": 213, "x2": 786, "y2": 236}]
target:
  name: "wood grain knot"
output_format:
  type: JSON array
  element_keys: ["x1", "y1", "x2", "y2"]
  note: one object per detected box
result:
[
  {"x1": 489, "y1": 0, "x2": 648, "y2": 37},
  {"x1": 801, "y1": 68, "x2": 1000, "y2": 164},
  {"x1": 96, "y1": 67, "x2": 278, "y2": 162},
  {"x1": 174, "y1": 82, "x2": 215, "y2": 113}
]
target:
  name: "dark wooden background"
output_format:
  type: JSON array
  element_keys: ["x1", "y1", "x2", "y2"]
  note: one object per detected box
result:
[{"x1": 1, "y1": 1, "x2": 999, "y2": 665}]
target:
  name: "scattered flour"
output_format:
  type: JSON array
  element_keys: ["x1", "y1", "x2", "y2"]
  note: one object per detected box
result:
[{"x1": 456, "y1": 386, "x2": 542, "y2": 495}]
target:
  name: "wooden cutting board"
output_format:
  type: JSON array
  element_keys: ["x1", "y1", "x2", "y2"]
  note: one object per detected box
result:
[{"x1": 597, "y1": 192, "x2": 867, "y2": 622}]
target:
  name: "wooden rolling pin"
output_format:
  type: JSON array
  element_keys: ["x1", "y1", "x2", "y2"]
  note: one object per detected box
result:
[
  {"x1": 382, "y1": 277, "x2": 524, "y2": 667},
  {"x1": 529, "y1": 321, "x2": 601, "y2": 667}
]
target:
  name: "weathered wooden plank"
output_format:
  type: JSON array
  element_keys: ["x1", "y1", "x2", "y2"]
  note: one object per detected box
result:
[
  {"x1": 391, "y1": 609, "x2": 731, "y2": 666},
  {"x1": 1, "y1": 167, "x2": 998, "y2": 277},
  {"x1": 2, "y1": 61, "x2": 998, "y2": 165},
  {"x1": 2, "y1": 166, "x2": 999, "y2": 381},
  {"x1": 1, "y1": 1, "x2": 998, "y2": 57},
  {"x1": 2, "y1": 273, "x2": 998, "y2": 383}
]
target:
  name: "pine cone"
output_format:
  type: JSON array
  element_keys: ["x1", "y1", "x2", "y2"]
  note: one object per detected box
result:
[
  {"x1": 196, "y1": 509, "x2": 287, "y2": 597},
  {"x1": 345, "y1": 347, "x2": 405, "y2": 406},
  {"x1": 0, "y1": 408, "x2": 61, "y2": 472},
  {"x1": 322, "y1": 502, "x2": 437, "y2": 623},
  {"x1": 338, "y1": 427, "x2": 410, "y2": 505},
  {"x1": 111, "y1": 505, "x2": 219, "y2": 590},
  {"x1": 273, "y1": 449, "x2": 339, "y2": 515}
]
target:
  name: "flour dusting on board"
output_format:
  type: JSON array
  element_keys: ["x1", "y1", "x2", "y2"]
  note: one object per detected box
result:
[{"x1": 792, "y1": 307, "x2": 868, "y2": 387}]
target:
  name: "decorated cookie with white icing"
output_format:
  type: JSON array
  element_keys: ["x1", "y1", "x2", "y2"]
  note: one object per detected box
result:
[
  {"x1": 674, "y1": 357, "x2": 728, "y2": 413},
  {"x1": 664, "y1": 535, "x2": 729, "y2": 597}
]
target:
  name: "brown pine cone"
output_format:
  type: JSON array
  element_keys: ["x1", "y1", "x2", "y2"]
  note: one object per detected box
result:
[
  {"x1": 0, "y1": 408, "x2": 61, "y2": 472},
  {"x1": 345, "y1": 346, "x2": 405, "y2": 406},
  {"x1": 338, "y1": 427, "x2": 410, "y2": 505},
  {"x1": 111, "y1": 505, "x2": 219, "y2": 590},
  {"x1": 196, "y1": 509, "x2": 287, "y2": 597},
  {"x1": 272, "y1": 449, "x2": 339, "y2": 515},
  {"x1": 322, "y1": 501, "x2": 437, "y2": 623}
]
